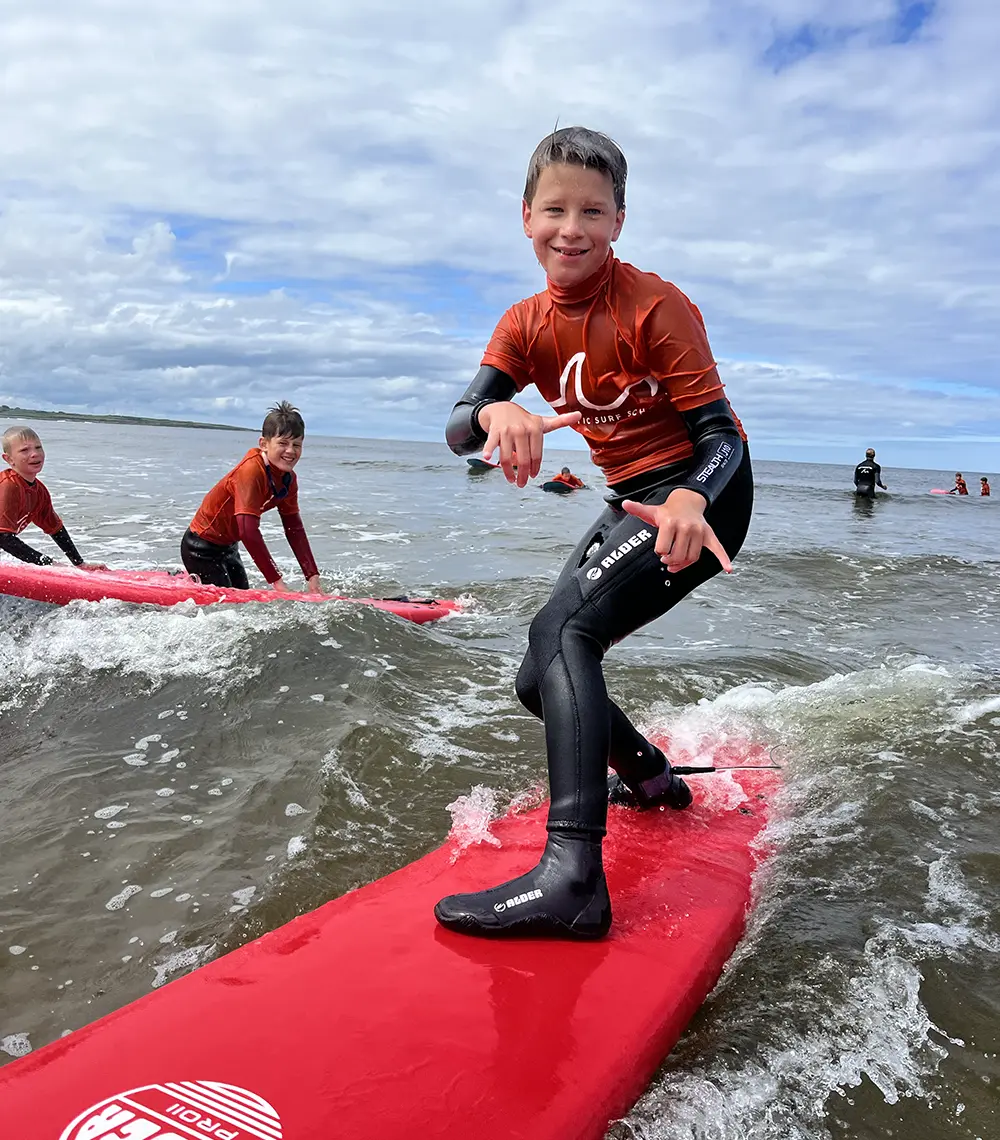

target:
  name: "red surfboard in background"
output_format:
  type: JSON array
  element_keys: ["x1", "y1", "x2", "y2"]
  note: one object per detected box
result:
[{"x1": 0, "y1": 564, "x2": 460, "y2": 624}]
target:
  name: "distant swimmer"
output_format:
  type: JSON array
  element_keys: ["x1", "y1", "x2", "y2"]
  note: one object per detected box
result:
[
  {"x1": 551, "y1": 466, "x2": 585, "y2": 489},
  {"x1": 181, "y1": 401, "x2": 322, "y2": 592},
  {"x1": 949, "y1": 473, "x2": 969, "y2": 496},
  {"x1": 0, "y1": 426, "x2": 106, "y2": 570},
  {"x1": 853, "y1": 448, "x2": 888, "y2": 499},
  {"x1": 980, "y1": 477, "x2": 990, "y2": 497}
]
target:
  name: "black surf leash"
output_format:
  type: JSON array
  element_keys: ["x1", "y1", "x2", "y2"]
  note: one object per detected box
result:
[{"x1": 670, "y1": 763, "x2": 783, "y2": 775}]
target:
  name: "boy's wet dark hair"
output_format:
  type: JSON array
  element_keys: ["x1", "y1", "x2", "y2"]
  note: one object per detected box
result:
[
  {"x1": 524, "y1": 127, "x2": 628, "y2": 212},
  {"x1": 262, "y1": 401, "x2": 305, "y2": 440}
]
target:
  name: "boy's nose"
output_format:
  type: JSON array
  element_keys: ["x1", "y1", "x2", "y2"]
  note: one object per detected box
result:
[{"x1": 559, "y1": 213, "x2": 585, "y2": 237}]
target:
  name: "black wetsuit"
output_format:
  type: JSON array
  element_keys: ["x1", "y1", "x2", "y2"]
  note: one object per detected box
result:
[
  {"x1": 854, "y1": 458, "x2": 885, "y2": 498},
  {"x1": 435, "y1": 367, "x2": 752, "y2": 938},
  {"x1": 180, "y1": 529, "x2": 250, "y2": 590}
]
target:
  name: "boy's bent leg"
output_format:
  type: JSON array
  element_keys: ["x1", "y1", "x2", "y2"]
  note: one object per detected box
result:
[
  {"x1": 180, "y1": 528, "x2": 237, "y2": 589},
  {"x1": 224, "y1": 549, "x2": 250, "y2": 590},
  {"x1": 435, "y1": 454, "x2": 753, "y2": 939}
]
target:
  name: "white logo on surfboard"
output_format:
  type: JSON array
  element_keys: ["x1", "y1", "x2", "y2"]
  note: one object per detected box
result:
[
  {"x1": 550, "y1": 352, "x2": 658, "y2": 412},
  {"x1": 60, "y1": 1080, "x2": 282, "y2": 1140}
]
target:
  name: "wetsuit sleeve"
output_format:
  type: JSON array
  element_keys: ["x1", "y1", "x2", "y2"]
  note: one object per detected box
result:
[
  {"x1": 445, "y1": 365, "x2": 519, "y2": 455},
  {"x1": 50, "y1": 526, "x2": 84, "y2": 566},
  {"x1": 673, "y1": 399, "x2": 745, "y2": 509},
  {"x1": 0, "y1": 532, "x2": 54, "y2": 565},
  {"x1": 281, "y1": 512, "x2": 319, "y2": 580},
  {"x1": 874, "y1": 463, "x2": 886, "y2": 488},
  {"x1": 236, "y1": 514, "x2": 281, "y2": 583}
]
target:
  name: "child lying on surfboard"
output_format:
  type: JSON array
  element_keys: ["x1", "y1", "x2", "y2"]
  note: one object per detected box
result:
[
  {"x1": 181, "y1": 401, "x2": 322, "y2": 592},
  {"x1": 439, "y1": 126, "x2": 751, "y2": 940},
  {"x1": 0, "y1": 426, "x2": 106, "y2": 570}
]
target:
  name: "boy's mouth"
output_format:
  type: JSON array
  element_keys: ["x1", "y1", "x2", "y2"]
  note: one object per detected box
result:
[{"x1": 552, "y1": 246, "x2": 589, "y2": 257}]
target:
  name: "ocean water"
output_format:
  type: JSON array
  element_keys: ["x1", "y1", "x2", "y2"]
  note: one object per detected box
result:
[{"x1": 0, "y1": 421, "x2": 998, "y2": 1140}]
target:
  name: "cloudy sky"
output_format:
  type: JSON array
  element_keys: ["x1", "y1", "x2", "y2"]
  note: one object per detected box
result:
[{"x1": 1, "y1": 0, "x2": 998, "y2": 468}]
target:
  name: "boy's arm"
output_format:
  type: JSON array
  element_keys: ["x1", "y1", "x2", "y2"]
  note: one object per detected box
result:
[
  {"x1": 0, "y1": 532, "x2": 54, "y2": 565},
  {"x1": 280, "y1": 513, "x2": 320, "y2": 590},
  {"x1": 673, "y1": 399, "x2": 745, "y2": 508},
  {"x1": 236, "y1": 514, "x2": 282, "y2": 584},
  {"x1": 50, "y1": 526, "x2": 85, "y2": 566},
  {"x1": 446, "y1": 366, "x2": 519, "y2": 455}
]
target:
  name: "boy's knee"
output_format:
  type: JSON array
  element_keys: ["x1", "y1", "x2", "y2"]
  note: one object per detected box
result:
[{"x1": 514, "y1": 656, "x2": 541, "y2": 715}]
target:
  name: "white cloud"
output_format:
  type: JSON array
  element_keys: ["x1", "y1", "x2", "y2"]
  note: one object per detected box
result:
[{"x1": 0, "y1": 0, "x2": 997, "y2": 465}]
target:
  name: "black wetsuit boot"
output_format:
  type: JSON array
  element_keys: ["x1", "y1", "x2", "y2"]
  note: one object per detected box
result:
[
  {"x1": 607, "y1": 740, "x2": 692, "y2": 810},
  {"x1": 433, "y1": 830, "x2": 611, "y2": 940}
]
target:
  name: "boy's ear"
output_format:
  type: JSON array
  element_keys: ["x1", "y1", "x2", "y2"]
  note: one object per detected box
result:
[
  {"x1": 522, "y1": 198, "x2": 533, "y2": 239},
  {"x1": 611, "y1": 207, "x2": 625, "y2": 242}
]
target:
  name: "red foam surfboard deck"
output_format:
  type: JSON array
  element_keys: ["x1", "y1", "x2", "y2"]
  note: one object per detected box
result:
[
  {"x1": 0, "y1": 746, "x2": 777, "y2": 1140},
  {"x1": 0, "y1": 564, "x2": 460, "y2": 624}
]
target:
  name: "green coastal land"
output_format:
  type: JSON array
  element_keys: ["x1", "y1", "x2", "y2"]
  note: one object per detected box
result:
[{"x1": 0, "y1": 405, "x2": 249, "y2": 432}]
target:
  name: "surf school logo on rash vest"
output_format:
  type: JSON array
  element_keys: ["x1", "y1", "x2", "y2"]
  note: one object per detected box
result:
[
  {"x1": 550, "y1": 352, "x2": 657, "y2": 426},
  {"x1": 60, "y1": 1080, "x2": 282, "y2": 1140}
]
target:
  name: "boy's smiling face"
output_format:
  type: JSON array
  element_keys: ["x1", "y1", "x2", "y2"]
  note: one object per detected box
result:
[
  {"x1": 3, "y1": 435, "x2": 46, "y2": 481},
  {"x1": 260, "y1": 433, "x2": 303, "y2": 473},
  {"x1": 522, "y1": 163, "x2": 624, "y2": 289}
]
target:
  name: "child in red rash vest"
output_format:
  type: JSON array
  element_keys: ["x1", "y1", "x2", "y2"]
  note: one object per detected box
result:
[
  {"x1": 438, "y1": 127, "x2": 751, "y2": 940},
  {"x1": 0, "y1": 426, "x2": 106, "y2": 570},
  {"x1": 950, "y1": 473, "x2": 969, "y2": 496},
  {"x1": 551, "y1": 466, "x2": 585, "y2": 488},
  {"x1": 181, "y1": 402, "x2": 322, "y2": 592},
  {"x1": 980, "y1": 477, "x2": 990, "y2": 497}
]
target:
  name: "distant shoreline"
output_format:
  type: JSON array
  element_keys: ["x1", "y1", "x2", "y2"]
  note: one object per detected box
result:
[{"x1": 0, "y1": 405, "x2": 250, "y2": 432}]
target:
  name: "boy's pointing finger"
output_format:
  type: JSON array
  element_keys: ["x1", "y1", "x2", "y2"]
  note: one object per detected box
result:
[
  {"x1": 621, "y1": 499, "x2": 658, "y2": 525},
  {"x1": 541, "y1": 412, "x2": 583, "y2": 434}
]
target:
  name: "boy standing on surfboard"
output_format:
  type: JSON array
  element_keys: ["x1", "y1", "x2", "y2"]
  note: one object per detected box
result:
[
  {"x1": 181, "y1": 402, "x2": 322, "y2": 592},
  {"x1": 0, "y1": 426, "x2": 105, "y2": 570},
  {"x1": 438, "y1": 127, "x2": 751, "y2": 940}
]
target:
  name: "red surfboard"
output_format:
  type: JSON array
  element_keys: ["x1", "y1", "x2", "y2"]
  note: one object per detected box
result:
[
  {"x1": 0, "y1": 744, "x2": 778, "y2": 1140},
  {"x1": 0, "y1": 564, "x2": 460, "y2": 624}
]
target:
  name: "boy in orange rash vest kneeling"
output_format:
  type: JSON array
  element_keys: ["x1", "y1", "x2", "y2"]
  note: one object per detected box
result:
[{"x1": 181, "y1": 402, "x2": 322, "y2": 592}]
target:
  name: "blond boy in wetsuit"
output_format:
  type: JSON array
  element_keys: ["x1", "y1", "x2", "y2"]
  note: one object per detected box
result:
[
  {"x1": 0, "y1": 426, "x2": 105, "y2": 570},
  {"x1": 438, "y1": 127, "x2": 751, "y2": 940},
  {"x1": 181, "y1": 402, "x2": 322, "y2": 592}
]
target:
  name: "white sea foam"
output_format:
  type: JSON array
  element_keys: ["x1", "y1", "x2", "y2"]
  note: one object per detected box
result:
[
  {"x1": 152, "y1": 945, "x2": 211, "y2": 989},
  {"x1": 445, "y1": 785, "x2": 503, "y2": 862},
  {"x1": 105, "y1": 885, "x2": 142, "y2": 911},
  {"x1": 0, "y1": 1034, "x2": 32, "y2": 1058}
]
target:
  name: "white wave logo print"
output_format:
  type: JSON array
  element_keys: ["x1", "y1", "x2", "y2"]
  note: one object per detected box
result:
[
  {"x1": 550, "y1": 352, "x2": 658, "y2": 412},
  {"x1": 60, "y1": 1080, "x2": 282, "y2": 1140}
]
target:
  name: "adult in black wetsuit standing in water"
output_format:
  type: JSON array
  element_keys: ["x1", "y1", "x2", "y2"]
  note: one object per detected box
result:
[{"x1": 854, "y1": 448, "x2": 888, "y2": 499}]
